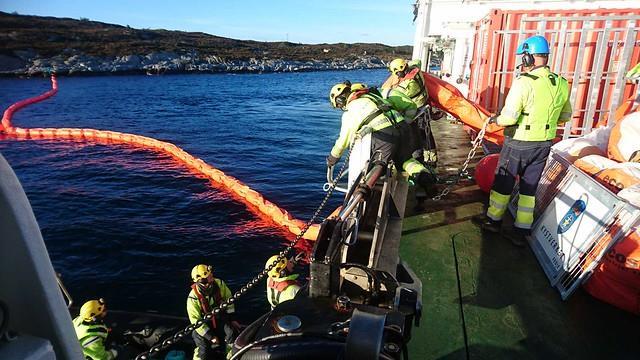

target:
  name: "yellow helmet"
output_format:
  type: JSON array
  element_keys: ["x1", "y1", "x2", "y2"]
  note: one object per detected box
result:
[
  {"x1": 265, "y1": 255, "x2": 289, "y2": 278},
  {"x1": 329, "y1": 82, "x2": 351, "y2": 109},
  {"x1": 80, "y1": 298, "x2": 106, "y2": 322},
  {"x1": 191, "y1": 264, "x2": 213, "y2": 283},
  {"x1": 350, "y1": 83, "x2": 367, "y2": 91},
  {"x1": 389, "y1": 58, "x2": 408, "y2": 76}
]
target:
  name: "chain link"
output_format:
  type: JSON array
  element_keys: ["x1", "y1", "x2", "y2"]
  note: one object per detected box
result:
[
  {"x1": 136, "y1": 115, "x2": 489, "y2": 357},
  {"x1": 135, "y1": 143, "x2": 355, "y2": 360},
  {"x1": 431, "y1": 116, "x2": 490, "y2": 201}
]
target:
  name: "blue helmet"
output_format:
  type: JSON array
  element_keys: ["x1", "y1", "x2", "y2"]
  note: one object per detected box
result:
[{"x1": 516, "y1": 35, "x2": 550, "y2": 55}]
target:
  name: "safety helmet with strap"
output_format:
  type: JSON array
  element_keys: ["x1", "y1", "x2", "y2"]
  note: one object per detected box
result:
[
  {"x1": 265, "y1": 255, "x2": 289, "y2": 278},
  {"x1": 80, "y1": 298, "x2": 107, "y2": 322},
  {"x1": 350, "y1": 82, "x2": 368, "y2": 91},
  {"x1": 191, "y1": 264, "x2": 213, "y2": 283},
  {"x1": 389, "y1": 58, "x2": 408, "y2": 76},
  {"x1": 330, "y1": 82, "x2": 352, "y2": 109},
  {"x1": 517, "y1": 35, "x2": 550, "y2": 68}
]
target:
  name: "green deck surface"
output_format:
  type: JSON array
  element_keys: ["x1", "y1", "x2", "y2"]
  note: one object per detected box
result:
[{"x1": 399, "y1": 120, "x2": 639, "y2": 359}]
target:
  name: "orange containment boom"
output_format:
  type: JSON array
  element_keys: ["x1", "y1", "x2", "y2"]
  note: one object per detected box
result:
[
  {"x1": 0, "y1": 75, "x2": 320, "y2": 240},
  {"x1": 382, "y1": 72, "x2": 505, "y2": 145}
]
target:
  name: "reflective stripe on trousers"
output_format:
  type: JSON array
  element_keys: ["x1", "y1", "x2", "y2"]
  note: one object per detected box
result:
[
  {"x1": 515, "y1": 194, "x2": 535, "y2": 229},
  {"x1": 487, "y1": 190, "x2": 510, "y2": 221},
  {"x1": 403, "y1": 158, "x2": 427, "y2": 176}
]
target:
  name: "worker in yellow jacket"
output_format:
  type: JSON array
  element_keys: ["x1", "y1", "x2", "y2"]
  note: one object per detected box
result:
[
  {"x1": 387, "y1": 58, "x2": 439, "y2": 167},
  {"x1": 473, "y1": 35, "x2": 572, "y2": 246},
  {"x1": 187, "y1": 264, "x2": 240, "y2": 360},
  {"x1": 327, "y1": 81, "x2": 436, "y2": 189},
  {"x1": 265, "y1": 254, "x2": 303, "y2": 309},
  {"x1": 72, "y1": 299, "x2": 118, "y2": 360}
]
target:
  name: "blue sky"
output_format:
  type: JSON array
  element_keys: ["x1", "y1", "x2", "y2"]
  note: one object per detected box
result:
[{"x1": 1, "y1": 0, "x2": 417, "y2": 45}]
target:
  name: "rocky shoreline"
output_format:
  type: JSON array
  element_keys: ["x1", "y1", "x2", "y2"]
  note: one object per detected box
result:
[{"x1": 0, "y1": 51, "x2": 388, "y2": 76}]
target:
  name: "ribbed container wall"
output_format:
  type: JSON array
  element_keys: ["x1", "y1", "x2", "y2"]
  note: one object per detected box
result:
[{"x1": 468, "y1": 8, "x2": 640, "y2": 138}]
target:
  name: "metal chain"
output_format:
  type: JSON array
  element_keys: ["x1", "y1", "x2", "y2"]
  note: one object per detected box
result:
[
  {"x1": 135, "y1": 143, "x2": 355, "y2": 360},
  {"x1": 431, "y1": 117, "x2": 490, "y2": 201}
]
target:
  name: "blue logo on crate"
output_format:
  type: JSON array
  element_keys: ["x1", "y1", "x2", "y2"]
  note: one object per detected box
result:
[{"x1": 557, "y1": 199, "x2": 587, "y2": 234}]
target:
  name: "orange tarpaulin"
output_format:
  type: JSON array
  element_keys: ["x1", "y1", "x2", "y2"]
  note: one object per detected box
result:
[{"x1": 382, "y1": 72, "x2": 505, "y2": 145}]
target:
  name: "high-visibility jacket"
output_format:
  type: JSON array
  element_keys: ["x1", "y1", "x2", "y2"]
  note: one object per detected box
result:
[
  {"x1": 497, "y1": 66, "x2": 572, "y2": 141},
  {"x1": 396, "y1": 66, "x2": 429, "y2": 108},
  {"x1": 266, "y1": 274, "x2": 301, "y2": 309},
  {"x1": 379, "y1": 88, "x2": 418, "y2": 119},
  {"x1": 330, "y1": 91, "x2": 405, "y2": 158},
  {"x1": 186, "y1": 278, "x2": 234, "y2": 338},
  {"x1": 72, "y1": 316, "x2": 116, "y2": 360}
]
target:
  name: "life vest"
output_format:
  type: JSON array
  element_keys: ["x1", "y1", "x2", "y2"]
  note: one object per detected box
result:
[
  {"x1": 506, "y1": 68, "x2": 569, "y2": 141},
  {"x1": 191, "y1": 281, "x2": 223, "y2": 329},
  {"x1": 72, "y1": 316, "x2": 112, "y2": 360},
  {"x1": 348, "y1": 89, "x2": 400, "y2": 131},
  {"x1": 267, "y1": 275, "x2": 299, "y2": 308},
  {"x1": 398, "y1": 66, "x2": 428, "y2": 107}
]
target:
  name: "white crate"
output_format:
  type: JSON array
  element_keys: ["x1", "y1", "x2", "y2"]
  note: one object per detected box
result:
[{"x1": 511, "y1": 150, "x2": 640, "y2": 299}]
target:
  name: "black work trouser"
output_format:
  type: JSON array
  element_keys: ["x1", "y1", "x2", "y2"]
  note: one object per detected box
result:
[
  {"x1": 414, "y1": 116, "x2": 437, "y2": 152},
  {"x1": 192, "y1": 322, "x2": 235, "y2": 360},
  {"x1": 370, "y1": 121, "x2": 423, "y2": 173},
  {"x1": 492, "y1": 138, "x2": 552, "y2": 197}
]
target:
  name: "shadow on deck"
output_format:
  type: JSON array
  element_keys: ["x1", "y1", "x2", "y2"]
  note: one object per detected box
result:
[{"x1": 400, "y1": 120, "x2": 639, "y2": 360}]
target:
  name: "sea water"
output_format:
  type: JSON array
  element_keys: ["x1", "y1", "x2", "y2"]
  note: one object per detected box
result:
[{"x1": 0, "y1": 69, "x2": 388, "y2": 319}]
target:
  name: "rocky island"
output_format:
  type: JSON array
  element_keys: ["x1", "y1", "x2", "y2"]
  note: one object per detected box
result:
[{"x1": 0, "y1": 11, "x2": 412, "y2": 76}]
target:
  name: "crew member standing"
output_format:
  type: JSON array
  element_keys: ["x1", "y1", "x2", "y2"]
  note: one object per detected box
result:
[
  {"x1": 387, "y1": 58, "x2": 439, "y2": 167},
  {"x1": 187, "y1": 264, "x2": 240, "y2": 360},
  {"x1": 473, "y1": 35, "x2": 572, "y2": 246}
]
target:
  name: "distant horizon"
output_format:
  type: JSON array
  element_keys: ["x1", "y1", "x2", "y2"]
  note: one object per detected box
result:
[{"x1": 0, "y1": 0, "x2": 417, "y2": 46}]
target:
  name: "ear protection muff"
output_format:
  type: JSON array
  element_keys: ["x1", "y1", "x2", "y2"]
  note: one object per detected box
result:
[{"x1": 522, "y1": 52, "x2": 534, "y2": 68}]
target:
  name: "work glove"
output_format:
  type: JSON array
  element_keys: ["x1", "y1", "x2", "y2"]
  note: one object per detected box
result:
[{"x1": 326, "y1": 154, "x2": 339, "y2": 167}]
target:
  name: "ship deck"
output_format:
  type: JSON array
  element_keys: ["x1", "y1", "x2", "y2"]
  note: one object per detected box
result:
[{"x1": 400, "y1": 120, "x2": 639, "y2": 359}]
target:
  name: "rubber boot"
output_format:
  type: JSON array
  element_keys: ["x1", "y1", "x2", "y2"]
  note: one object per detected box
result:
[{"x1": 471, "y1": 214, "x2": 502, "y2": 233}]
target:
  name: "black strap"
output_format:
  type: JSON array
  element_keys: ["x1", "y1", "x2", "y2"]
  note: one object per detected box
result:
[
  {"x1": 209, "y1": 280, "x2": 223, "y2": 305},
  {"x1": 359, "y1": 94, "x2": 395, "y2": 128},
  {"x1": 269, "y1": 288, "x2": 277, "y2": 306},
  {"x1": 410, "y1": 69, "x2": 426, "y2": 100},
  {"x1": 523, "y1": 124, "x2": 550, "y2": 131},
  {"x1": 521, "y1": 73, "x2": 539, "y2": 80},
  {"x1": 269, "y1": 287, "x2": 282, "y2": 306}
]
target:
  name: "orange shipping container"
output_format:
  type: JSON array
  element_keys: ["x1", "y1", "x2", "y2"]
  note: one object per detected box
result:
[{"x1": 468, "y1": 8, "x2": 640, "y2": 138}]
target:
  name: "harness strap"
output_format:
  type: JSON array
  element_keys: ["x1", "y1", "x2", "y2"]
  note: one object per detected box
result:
[
  {"x1": 520, "y1": 73, "x2": 539, "y2": 80},
  {"x1": 359, "y1": 94, "x2": 397, "y2": 128},
  {"x1": 191, "y1": 284, "x2": 219, "y2": 329},
  {"x1": 267, "y1": 278, "x2": 298, "y2": 307},
  {"x1": 519, "y1": 71, "x2": 563, "y2": 133},
  {"x1": 403, "y1": 67, "x2": 426, "y2": 100}
]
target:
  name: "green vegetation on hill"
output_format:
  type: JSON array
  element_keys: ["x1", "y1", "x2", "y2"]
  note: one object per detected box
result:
[{"x1": 0, "y1": 11, "x2": 412, "y2": 62}]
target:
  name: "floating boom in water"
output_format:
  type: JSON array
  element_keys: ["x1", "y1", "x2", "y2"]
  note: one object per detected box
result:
[{"x1": 0, "y1": 75, "x2": 320, "y2": 240}]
